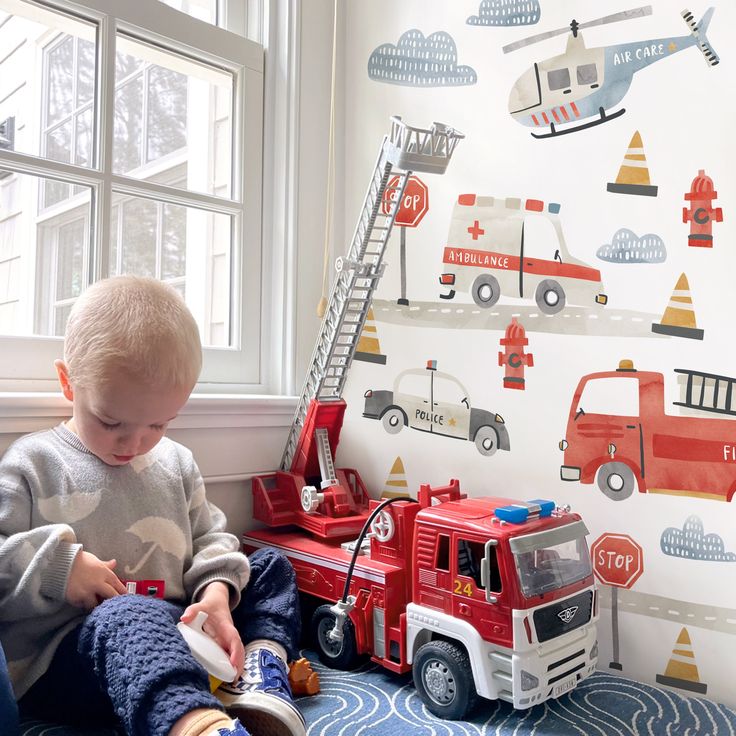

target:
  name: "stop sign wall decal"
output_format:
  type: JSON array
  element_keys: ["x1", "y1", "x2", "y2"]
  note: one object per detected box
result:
[
  {"x1": 381, "y1": 174, "x2": 429, "y2": 228},
  {"x1": 591, "y1": 533, "x2": 644, "y2": 589}
]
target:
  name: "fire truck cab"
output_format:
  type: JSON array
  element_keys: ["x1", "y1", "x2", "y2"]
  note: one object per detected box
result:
[
  {"x1": 439, "y1": 194, "x2": 607, "y2": 314},
  {"x1": 244, "y1": 481, "x2": 599, "y2": 719}
]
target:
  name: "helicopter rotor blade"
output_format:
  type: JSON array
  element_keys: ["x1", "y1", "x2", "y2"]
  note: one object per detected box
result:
[
  {"x1": 502, "y1": 5, "x2": 653, "y2": 54},
  {"x1": 578, "y1": 6, "x2": 652, "y2": 32},
  {"x1": 502, "y1": 25, "x2": 575, "y2": 54}
]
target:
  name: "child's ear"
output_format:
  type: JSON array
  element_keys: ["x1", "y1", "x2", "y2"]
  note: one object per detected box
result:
[{"x1": 54, "y1": 360, "x2": 74, "y2": 402}]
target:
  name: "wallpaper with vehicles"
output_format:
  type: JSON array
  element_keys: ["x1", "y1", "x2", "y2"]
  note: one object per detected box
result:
[{"x1": 335, "y1": 0, "x2": 735, "y2": 708}]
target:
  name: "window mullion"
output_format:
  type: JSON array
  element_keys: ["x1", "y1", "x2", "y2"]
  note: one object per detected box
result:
[{"x1": 91, "y1": 9, "x2": 115, "y2": 283}]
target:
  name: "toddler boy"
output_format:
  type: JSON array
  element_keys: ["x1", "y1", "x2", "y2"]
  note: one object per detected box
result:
[{"x1": 0, "y1": 276, "x2": 305, "y2": 736}]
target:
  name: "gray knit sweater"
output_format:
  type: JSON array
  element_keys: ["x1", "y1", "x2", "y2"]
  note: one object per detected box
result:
[{"x1": 0, "y1": 424, "x2": 250, "y2": 699}]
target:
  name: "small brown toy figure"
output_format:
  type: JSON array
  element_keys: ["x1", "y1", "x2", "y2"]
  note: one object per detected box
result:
[{"x1": 288, "y1": 658, "x2": 320, "y2": 696}]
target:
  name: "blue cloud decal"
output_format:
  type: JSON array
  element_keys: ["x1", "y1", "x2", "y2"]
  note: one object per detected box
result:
[
  {"x1": 661, "y1": 516, "x2": 736, "y2": 561},
  {"x1": 467, "y1": 0, "x2": 541, "y2": 26},
  {"x1": 597, "y1": 228, "x2": 666, "y2": 264},
  {"x1": 368, "y1": 30, "x2": 477, "y2": 87}
]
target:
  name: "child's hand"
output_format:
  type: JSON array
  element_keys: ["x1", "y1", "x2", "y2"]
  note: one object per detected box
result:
[
  {"x1": 65, "y1": 551, "x2": 127, "y2": 610},
  {"x1": 180, "y1": 581, "x2": 245, "y2": 681}
]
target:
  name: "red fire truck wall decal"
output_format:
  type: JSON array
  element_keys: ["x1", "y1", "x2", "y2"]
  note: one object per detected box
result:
[
  {"x1": 660, "y1": 516, "x2": 736, "y2": 561},
  {"x1": 606, "y1": 131, "x2": 658, "y2": 196},
  {"x1": 467, "y1": 0, "x2": 541, "y2": 26},
  {"x1": 560, "y1": 360, "x2": 736, "y2": 502},
  {"x1": 597, "y1": 228, "x2": 666, "y2": 264},
  {"x1": 683, "y1": 169, "x2": 723, "y2": 248},
  {"x1": 368, "y1": 30, "x2": 477, "y2": 86},
  {"x1": 363, "y1": 360, "x2": 510, "y2": 457},
  {"x1": 498, "y1": 318, "x2": 533, "y2": 390},
  {"x1": 651, "y1": 273, "x2": 703, "y2": 340}
]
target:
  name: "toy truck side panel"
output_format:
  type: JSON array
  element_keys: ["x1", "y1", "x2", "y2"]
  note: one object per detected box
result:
[
  {"x1": 562, "y1": 369, "x2": 736, "y2": 500},
  {"x1": 413, "y1": 522, "x2": 513, "y2": 649}
]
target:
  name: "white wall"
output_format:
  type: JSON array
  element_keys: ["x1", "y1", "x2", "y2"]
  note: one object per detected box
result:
[{"x1": 332, "y1": 0, "x2": 736, "y2": 708}]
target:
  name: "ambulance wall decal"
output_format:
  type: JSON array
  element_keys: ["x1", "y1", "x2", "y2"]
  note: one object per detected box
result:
[
  {"x1": 439, "y1": 194, "x2": 607, "y2": 314},
  {"x1": 363, "y1": 360, "x2": 510, "y2": 456}
]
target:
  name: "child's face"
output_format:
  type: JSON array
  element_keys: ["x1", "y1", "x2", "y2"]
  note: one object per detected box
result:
[{"x1": 57, "y1": 364, "x2": 192, "y2": 466}]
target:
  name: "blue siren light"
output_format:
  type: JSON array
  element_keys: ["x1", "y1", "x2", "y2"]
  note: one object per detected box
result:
[{"x1": 494, "y1": 499, "x2": 555, "y2": 524}]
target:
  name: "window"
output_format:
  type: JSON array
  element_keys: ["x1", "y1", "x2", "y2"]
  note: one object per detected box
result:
[
  {"x1": 576, "y1": 377, "x2": 640, "y2": 417},
  {"x1": 547, "y1": 68, "x2": 571, "y2": 91},
  {"x1": 0, "y1": 0, "x2": 263, "y2": 390},
  {"x1": 456, "y1": 538, "x2": 484, "y2": 589},
  {"x1": 576, "y1": 63, "x2": 598, "y2": 85}
]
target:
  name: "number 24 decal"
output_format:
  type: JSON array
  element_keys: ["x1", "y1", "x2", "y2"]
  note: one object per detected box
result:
[{"x1": 453, "y1": 579, "x2": 473, "y2": 597}]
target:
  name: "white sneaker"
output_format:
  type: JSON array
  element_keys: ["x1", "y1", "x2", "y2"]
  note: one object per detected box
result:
[{"x1": 216, "y1": 649, "x2": 307, "y2": 736}]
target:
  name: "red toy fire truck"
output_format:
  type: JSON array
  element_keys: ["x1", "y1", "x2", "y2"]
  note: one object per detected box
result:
[
  {"x1": 246, "y1": 118, "x2": 598, "y2": 719},
  {"x1": 244, "y1": 482, "x2": 599, "y2": 719}
]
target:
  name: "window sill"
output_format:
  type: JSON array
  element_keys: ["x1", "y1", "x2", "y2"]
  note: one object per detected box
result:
[{"x1": 0, "y1": 392, "x2": 298, "y2": 433}]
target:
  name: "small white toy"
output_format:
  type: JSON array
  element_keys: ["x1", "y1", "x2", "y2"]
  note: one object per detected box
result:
[{"x1": 177, "y1": 611, "x2": 237, "y2": 690}]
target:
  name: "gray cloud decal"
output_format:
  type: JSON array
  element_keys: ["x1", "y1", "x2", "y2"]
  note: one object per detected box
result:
[
  {"x1": 661, "y1": 516, "x2": 736, "y2": 561},
  {"x1": 368, "y1": 30, "x2": 477, "y2": 87},
  {"x1": 597, "y1": 228, "x2": 666, "y2": 264},
  {"x1": 467, "y1": 0, "x2": 541, "y2": 26}
]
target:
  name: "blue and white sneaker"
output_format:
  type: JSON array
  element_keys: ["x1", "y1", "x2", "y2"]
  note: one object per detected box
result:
[
  {"x1": 207, "y1": 719, "x2": 250, "y2": 736},
  {"x1": 217, "y1": 649, "x2": 307, "y2": 736}
]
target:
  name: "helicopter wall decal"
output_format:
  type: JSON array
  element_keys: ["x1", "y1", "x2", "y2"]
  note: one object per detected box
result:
[{"x1": 505, "y1": 6, "x2": 719, "y2": 139}]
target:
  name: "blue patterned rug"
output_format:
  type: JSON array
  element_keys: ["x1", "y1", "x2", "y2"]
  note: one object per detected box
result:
[{"x1": 19, "y1": 650, "x2": 736, "y2": 735}]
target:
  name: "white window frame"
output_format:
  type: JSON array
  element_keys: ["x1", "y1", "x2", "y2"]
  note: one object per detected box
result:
[{"x1": 0, "y1": 0, "x2": 265, "y2": 392}]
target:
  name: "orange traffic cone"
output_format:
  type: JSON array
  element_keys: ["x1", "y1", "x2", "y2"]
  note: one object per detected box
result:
[
  {"x1": 607, "y1": 131, "x2": 658, "y2": 197},
  {"x1": 651, "y1": 273, "x2": 703, "y2": 340},
  {"x1": 354, "y1": 307, "x2": 387, "y2": 364},
  {"x1": 381, "y1": 456, "x2": 410, "y2": 499},
  {"x1": 656, "y1": 627, "x2": 707, "y2": 694}
]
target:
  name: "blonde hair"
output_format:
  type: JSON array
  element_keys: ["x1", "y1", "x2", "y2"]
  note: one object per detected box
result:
[{"x1": 64, "y1": 276, "x2": 202, "y2": 390}]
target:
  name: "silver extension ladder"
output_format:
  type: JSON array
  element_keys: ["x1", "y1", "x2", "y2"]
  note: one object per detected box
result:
[{"x1": 280, "y1": 117, "x2": 464, "y2": 471}]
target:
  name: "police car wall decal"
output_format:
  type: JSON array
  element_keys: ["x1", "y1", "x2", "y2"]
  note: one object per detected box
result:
[
  {"x1": 503, "y1": 6, "x2": 719, "y2": 139},
  {"x1": 363, "y1": 360, "x2": 510, "y2": 456}
]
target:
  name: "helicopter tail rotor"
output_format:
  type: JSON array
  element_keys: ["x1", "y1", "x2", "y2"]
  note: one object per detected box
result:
[{"x1": 681, "y1": 7, "x2": 719, "y2": 66}]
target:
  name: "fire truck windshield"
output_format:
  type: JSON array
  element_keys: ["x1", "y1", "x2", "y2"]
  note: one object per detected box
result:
[{"x1": 509, "y1": 520, "x2": 592, "y2": 598}]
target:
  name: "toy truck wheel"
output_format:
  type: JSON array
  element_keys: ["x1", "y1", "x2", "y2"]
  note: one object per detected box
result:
[
  {"x1": 311, "y1": 604, "x2": 360, "y2": 670},
  {"x1": 471, "y1": 274, "x2": 501, "y2": 308},
  {"x1": 535, "y1": 279, "x2": 566, "y2": 315},
  {"x1": 381, "y1": 407, "x2": 406, "y2": 435},
  {"x1": 474, "y1": 425, "x2": 498, "y2": 456},
  {"x1": 413, "y1": 640, "x2": 478, "y2": 720},
  {"x1": 596, "y1": 462, "x2": 636, "y2": 500}
]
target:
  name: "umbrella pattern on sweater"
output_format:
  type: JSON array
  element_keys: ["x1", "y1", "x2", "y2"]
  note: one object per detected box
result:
[{"x1": 124, "y1": 517, "x2": 187, "y2": 575}]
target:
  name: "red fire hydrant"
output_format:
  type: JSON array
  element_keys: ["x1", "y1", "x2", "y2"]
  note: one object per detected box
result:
[
  {"x1": 683, "y1": 169, "x2": 722, "y2": 248},
  {"x1": 498, "y1": 318, "x2": 533, "y2": 390}
]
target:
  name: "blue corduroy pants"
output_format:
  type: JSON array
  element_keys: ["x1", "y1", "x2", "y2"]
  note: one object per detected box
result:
[{"x1": 19, "y1": 547, "x2": 300, "y2": 736}]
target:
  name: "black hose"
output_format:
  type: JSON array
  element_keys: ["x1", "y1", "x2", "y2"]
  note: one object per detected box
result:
[{"x1": 340, "y1": 496, "x2": 419, "y2": 604}]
